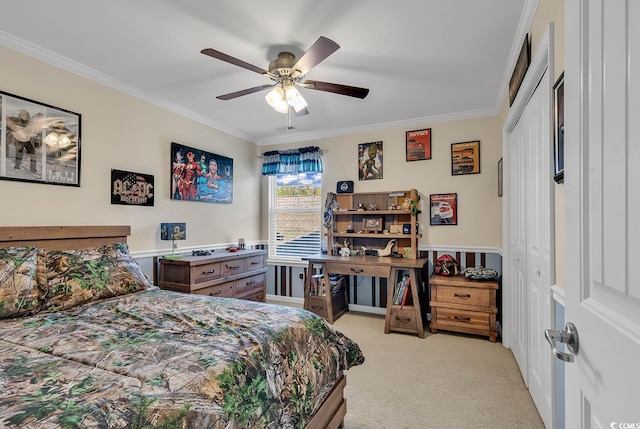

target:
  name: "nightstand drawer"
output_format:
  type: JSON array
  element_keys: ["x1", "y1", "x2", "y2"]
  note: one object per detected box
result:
[
  {"x1": 193, "y1": 262, "x2": 222, "y2": 283},
  {"x1": 234, "y1": 273, "x2": 265, "y2": 298},
  {"x1": 196, "y1": 283, "x2": 234, "y2": 298},
  {"x1": 436, "y1": 286, "x2": 490, "y2": 307},
  {"x1": 223, "y1": 259, "x2": 245, "y2": 276},
  {"x1": 435, "y1": 308, "x2": 489, "y2": 330},
  {"x1": 389, "y1": 308, "x2": 416, "y2": 329}
]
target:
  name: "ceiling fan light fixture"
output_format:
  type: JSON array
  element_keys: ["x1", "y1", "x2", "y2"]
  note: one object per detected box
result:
[
  {"x1": 265, "y1": 86, "x2": 285, "y2": 108},
  {"x1": 285, "y1": 85, "x2": 308, "y2": 112}
]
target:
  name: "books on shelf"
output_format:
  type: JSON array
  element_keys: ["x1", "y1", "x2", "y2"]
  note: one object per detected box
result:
[
  {"x1": 310, "y1": 273, "x2": 344, "y2": 297},
  {"x1": 392, "y1": 275, "x2": 412, "y2": 305}
]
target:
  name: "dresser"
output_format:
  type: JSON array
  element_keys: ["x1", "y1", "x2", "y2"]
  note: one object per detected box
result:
[
  {"x1": 428, "y1": 274, "x2": 499, "y2": 342},
  {"x1": 158, "y1": 249, "x2": 267, "y2": 302}
]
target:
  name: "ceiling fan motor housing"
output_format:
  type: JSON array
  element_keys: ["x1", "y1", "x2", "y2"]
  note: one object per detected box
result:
[{"x1": 268, "y1": 52, "x2": 298, "y2": 78}]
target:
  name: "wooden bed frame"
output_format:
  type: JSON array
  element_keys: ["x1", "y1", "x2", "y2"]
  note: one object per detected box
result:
[{"x1": 0, "y1": 225, "x2": 347, "y2": 429}]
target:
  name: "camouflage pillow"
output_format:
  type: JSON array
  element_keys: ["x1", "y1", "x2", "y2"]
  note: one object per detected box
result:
[
  {"x1": 40, "y1": 242, "x2": 152, "y2": 312},
  {"x1": 0, "y1": 247, "x2": 42, "y2": 318}
]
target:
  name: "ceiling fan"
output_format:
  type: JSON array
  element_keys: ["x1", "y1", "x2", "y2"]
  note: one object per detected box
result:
[{"x1": 201, "y1": 36, "x2": 370, "y2": 116}]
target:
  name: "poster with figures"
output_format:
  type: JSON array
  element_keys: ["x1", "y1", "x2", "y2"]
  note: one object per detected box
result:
[
  {"x1": 170, "y1": 142, "x2": 233, "y2": 204},
  {"x1": 1, "y1": 91, "x2": 81, "y2": 186},
  {"x1": 358, "y1": 141, "x2": 383, "y2": 180}
]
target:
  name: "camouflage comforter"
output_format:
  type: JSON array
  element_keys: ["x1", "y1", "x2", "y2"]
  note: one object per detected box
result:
[{"x1": 0, "y1": 288, "x2": 364, "y2": 428}]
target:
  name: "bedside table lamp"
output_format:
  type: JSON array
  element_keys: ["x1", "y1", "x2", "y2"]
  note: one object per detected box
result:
[{"x1": 160, "y1": 222, "x2": 186, "y2": 259}]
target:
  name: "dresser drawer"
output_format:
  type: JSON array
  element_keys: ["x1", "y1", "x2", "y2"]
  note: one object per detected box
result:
[
  {"x1": 389, "y1": 308, "x2": 417, "y2": 330},
  {"x1": 223, "y1": 259, "x2": 245, "y2": 277},
  {"x1": 436, "y1": 286, "x2": 490, "y2": 307},
  {"x1": 435, "y1": 308, "x2": 489, "y2": 330},
  {"x1": 242, "y1": 289, "x2": 265, "y2": 302},
  {"x1": 195, "y1": 282, "x2": 234, "y2": 298},
  {"x1": 325, "y1": 262, "x2": 390, "y2": 278},
  {"x1": 245, "y1": 255, "x2": 265, "y2": 270},
  {"x1": 234, "y1": 273, "x2": 265, "y2": 298},
  {"x1": 193, "y1": 262, "x2": 222, "y2": 283}
]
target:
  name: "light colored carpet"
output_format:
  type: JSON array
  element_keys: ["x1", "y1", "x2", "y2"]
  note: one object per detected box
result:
[{"x1": 331, "y1": 312, "x2": 546, "y2": 429}]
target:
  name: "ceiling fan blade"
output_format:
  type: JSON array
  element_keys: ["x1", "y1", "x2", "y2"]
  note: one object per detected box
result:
[
  {"x1": 303, "y1": 80, "x2": 370, "y2": 99},
  {"x1": 201, "y1": 48, "x2": 269, "y2": 75},
  {"x1": 216, "y1": 84, "x2": 275, "y2": 100},
  {"x1": 292, "y1": 36, "x2": 340, "y2": 76},
  {"x1": 294, "y1": 107, "x2": 309, "y2": 117}
]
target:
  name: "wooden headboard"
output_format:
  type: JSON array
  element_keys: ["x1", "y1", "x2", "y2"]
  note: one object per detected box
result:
[{"x1": 0, "y1": 226, "x2": 130, "y2": 250}]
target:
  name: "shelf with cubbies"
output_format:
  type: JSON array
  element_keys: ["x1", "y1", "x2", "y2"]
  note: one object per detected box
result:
[{"x1": 328, "y1": 189, "x2": 421, "y2": 258}]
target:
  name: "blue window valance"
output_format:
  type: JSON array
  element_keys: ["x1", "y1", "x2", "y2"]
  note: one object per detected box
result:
[{"x1": 261, "y1": 146, "x2": 323, "y2": 175}]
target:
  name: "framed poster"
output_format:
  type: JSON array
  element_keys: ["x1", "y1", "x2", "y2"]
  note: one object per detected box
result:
[
  {"x1": 1, "y1": 91, "x2": 81, "y2": 186},
  {"x1": 430, "y1": 193, "x2": 457, "y2": 225},
  {"x1": 451, "y1": 140, "x2": 480, "y2": 175},
  {"x1": 553, "y1": 72, "x2": 565, "y2": 184},
  {"x1": 405, "y1": 128, "x2": 431, "y2": 161},
  {"x1": 358, "y1": 141, "x2": 383, "y2": 180},
  {"x1": 171, "y1": 142, "x2": 233, "y2": 203},
  {"x1": 509, "y1": 34, "x2": 531, "y2": 106},
  {"x1": 111, "y1": 169, "x2": 154, "y2": 206}
]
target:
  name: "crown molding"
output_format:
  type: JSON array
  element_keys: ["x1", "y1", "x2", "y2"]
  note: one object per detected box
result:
[
  {"x1": 493, "y1": 0, "x2": 540, "y2": 109},
  {"x1": 0, "y1": 30, "x2": 254, "y2": 144}
]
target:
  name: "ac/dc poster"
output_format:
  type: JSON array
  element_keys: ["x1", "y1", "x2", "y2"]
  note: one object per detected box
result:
[{"x1": 110, "y1": 169, "x2": 154, "y2": 206}]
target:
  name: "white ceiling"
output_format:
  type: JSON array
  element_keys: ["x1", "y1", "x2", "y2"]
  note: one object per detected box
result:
[{"x1": 0, "y1": 0, "x2": 531, "y2": 146}]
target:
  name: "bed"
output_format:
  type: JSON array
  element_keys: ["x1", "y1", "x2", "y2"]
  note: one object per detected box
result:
[{"x1": 0, "y1": 226, "x2": 364, "y2": 428}]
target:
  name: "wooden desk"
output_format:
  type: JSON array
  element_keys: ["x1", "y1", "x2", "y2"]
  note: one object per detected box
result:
[{"x1": 303, "y1": 254, "x2": 428, "y2": 338}]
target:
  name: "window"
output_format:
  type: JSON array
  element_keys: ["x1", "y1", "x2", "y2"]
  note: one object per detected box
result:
[{"x1": 268, "y1": 172, "x2": 322, "y2": 260}]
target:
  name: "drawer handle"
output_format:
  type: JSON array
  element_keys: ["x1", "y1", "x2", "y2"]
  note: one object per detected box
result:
[
  {"x1": 203, "y1": 269, "x2": 216, "y2": 274},
  {"x1": 226, "y1": 264, "x2": 240, "y2": 269},
  {"x1": 245, "y1": 280, "x2": 256, "y2": 285},
  {"x1": 210, "y1": 291, "x2": 222, "y2": 296},
  {"x1": 311, "y1": 305, "x2": 323, "y2": 310},
  {"x1": 396, "y1": 316, "x2": 411, "y2": 323},
  {"x1": 454, "y1": 293, "x2": 471, "y2": 299},
  {"x1": 251, "y1": 261, "x2": 260, "y2": 265},
  {"x1": 454, "y1": 316, "x2": 471, "y2": 322},
  {"x1": 350, "y1": 268, "x2": 364, "y2": 273}
]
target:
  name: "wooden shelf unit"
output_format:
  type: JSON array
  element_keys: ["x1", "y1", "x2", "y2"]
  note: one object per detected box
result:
[{"x1": 328, "y1": 189, "x2": 421, "y2": 258}]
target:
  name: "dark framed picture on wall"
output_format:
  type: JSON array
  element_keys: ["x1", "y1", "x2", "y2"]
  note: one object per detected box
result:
[
  {"x1": 1, "y1": 91, "x2": 81, "y2": 187},
  {"x1": 171, "y1": 142, "x2": 233, "y2": 203},
  {"x1": 553, "y1": 72, "x2": 565, "y2": 184},
  {"x1": 451, "y1": 140, "x2": 480, "y2": 175},
  {"x1": 405, "y1": 128, "x2": 431, "y2": 161},
  {"x1": 498, "y1": 158, "x2": 503, "y2": 197},
  {"x1": 430, "y1": 193, "x2": 458, "y2": 225},
  {"x1": 111, "y1": 169, "x2": 155, "y2": 206}
]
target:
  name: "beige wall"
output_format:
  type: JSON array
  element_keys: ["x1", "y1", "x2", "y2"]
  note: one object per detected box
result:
[
  {"x1": 0, "y1": 45, "x2": 262, "y2": 253},
  {"x1": 262, "y1": 114, "x2": 503, "y2": 249}
]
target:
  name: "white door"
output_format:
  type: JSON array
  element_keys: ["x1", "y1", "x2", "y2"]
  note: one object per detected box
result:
[
  {"x1": 563, "y1": 0, "x2": 640, "y2": 426},
  {"x1": 508, "y1": 70, "x2": 553, "y2": 428},
  {"x1": 524, "y1": 71, "x2": 553, "y2": 428}
]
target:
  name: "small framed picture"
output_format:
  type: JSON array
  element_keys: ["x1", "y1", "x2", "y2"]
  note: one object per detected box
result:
[
  {"x1": 553, "y1": 72, "x2": 565, "y2": 184},
  {"x1": 430, "y1": 193, "x2": 457, "y2": 226},
  {"x1": 362, "y1": 216, "x2": 383, "y2": 232},
  {"x1": 405, "y1": 128, "x2": 431, "y2": 161},
  {"x1": 498, "y1": 158, "x2": 503, "y2": 197},
  {"x1": 451, "y1": 140, "x2": 480, "y2": 175}
]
